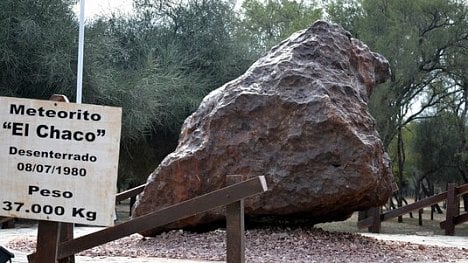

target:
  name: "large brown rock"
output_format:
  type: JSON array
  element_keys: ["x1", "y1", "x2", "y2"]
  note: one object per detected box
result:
[{"x1": 132, "y1": 21, "x2": 394, "y2": 235}]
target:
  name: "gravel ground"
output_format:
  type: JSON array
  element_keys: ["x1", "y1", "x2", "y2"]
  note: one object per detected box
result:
[{"x1": 7, "y1": 226, "x2": 468, "y2": 262}]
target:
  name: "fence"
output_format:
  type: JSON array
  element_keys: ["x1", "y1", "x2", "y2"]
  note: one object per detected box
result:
[
  {"x1": 27, "y1": 175, "x2": 268, "y2": 263},
  {"x1": 358, "y1": 183, "x2": 468, "y2": 236}
]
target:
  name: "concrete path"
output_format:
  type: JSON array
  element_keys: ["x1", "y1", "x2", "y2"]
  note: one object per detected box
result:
[{"x1": 361, "y1": 232, "x2": 468, "y2": 249}]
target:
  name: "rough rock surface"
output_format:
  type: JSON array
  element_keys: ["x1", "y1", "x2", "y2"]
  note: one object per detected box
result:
[{"x1": 133, "y1": 20, "x2": 394, "y2": 235}]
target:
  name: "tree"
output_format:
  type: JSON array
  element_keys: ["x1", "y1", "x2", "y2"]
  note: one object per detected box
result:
[
  {"x1": 327, "y1": 0, "x2": 468, "y2": 218},
  {"x1": 325, "y1": 0, "x2": 363, "y2": 36},
  {"x1": 411, "y1": 113, "x2": 461, "y2": 184},
  {"x1": 134, "y1": 0, "x2": 251, "y2": 87},
  {"x1": 444, "y1": 20, "x2": 468, "y2": 184},
  {"x1": 238, "y1": 0, "x2": 322, "y2": 55},
  {"x1": 92, "y1": 0, "x2": 255, "y2": 188},
  {"x1": 0, "y1": 0, "x2": 77, "y2": 99},
  {"x1": 438, "y1": 41, "x2": 468, "y2": 208}
]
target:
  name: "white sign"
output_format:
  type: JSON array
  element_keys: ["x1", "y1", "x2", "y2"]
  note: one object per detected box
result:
[{"x1": 0, "y1": 96, "x2": 122, "y2": 226}]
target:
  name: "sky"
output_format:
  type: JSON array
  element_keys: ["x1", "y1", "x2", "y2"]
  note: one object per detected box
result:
[
  {"x1": 73, "y1": 0, "x2": 135, "y2": 20},
  {"x1": 73, "y1": 0, "x2": 244, "y2": 20}
]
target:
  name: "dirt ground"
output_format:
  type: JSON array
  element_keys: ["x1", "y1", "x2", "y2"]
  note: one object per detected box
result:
[
  {"x1": 116, "y1": 200, "x2": 468, "y2": 237},
  {"x1": 3, "y1": 200, "x2": 468, "y2": 262}
]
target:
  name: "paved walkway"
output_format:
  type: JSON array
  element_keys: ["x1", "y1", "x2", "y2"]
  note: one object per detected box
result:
[
  {"x1": 361, "y1": 232, "x2": 468, "y2": 249},
  {"x1": 0, "y1": 225, "x2": 220, "y2": 263}
]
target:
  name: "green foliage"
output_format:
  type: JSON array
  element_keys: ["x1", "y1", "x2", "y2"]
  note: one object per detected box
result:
[
  {"x1": 328, "y1": 0, "x2": 468, "y2": 192},
  {"x1": 239, "y1": 0, "x2": 322, "y2": 54},
  {"x1": 325, "y1": 0, "x2": 363, "y2": 35},
  {"x1": 134, "y1": 0, "x2": 251, "y2": 87},
  {"x1": 3, "y1": 0, "x2": 466, "y2": 192},
  {"x1": 327, "y1": 0, "x2": 468, "y2": 145},
  {"x1": 82, "y1": 18, "x2": 210, "y2": 142},
  {"x1": 96, "y1": 0, "x2": 256, "y2": 187},
  {"x1": 410, "y1": 113, "x2": 462, "y2": 183},
  {"x1": 0, "y1": 0, "x2": 77, "y2": 98},
  {"x1": 0, "y1": 0, "x2": 239, "y2": 188}
]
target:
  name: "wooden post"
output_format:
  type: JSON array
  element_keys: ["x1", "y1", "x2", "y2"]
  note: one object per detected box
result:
[
  {"x1": 29, "y1": 221, "x2": 61, "y2": 263},
  {"x1": 418, "y1": 209, "x2": 423, "y2": 226},
  {"x1": 368, "y1": 207, "x2": 381, "y2": 233},
  {"x1": 226, "y1": 175, "x2": 245, "y2": 263},
  {"x1": 58, "y1": 223, "x2": 75, "y2": 263},
  {"x1": 445, "y1": 183, "x2": 456, "y2": 236}
]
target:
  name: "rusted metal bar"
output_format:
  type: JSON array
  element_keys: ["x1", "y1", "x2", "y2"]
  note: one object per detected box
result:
[
  {"x1": 56, "y1": 176, "x2": 268, "y2": 259},
  {"x1": 115, "y1": 184, "x2": 146, "y2": 202},
  {"x1": 29, "y1": 221, "x2": 61, "y2": 263},
  {"x1": 226, "y1": 175, "x2": 246, "y2": 263},
  {"x1": 445, "y1": 183, "x2": 457, "y2": 236}
]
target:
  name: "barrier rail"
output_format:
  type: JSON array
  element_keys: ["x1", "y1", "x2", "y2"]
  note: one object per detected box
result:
[
  {"x1": 358, "y1": 183, "x2": 468, "y2": 235},
  {"x1": 29, "y1": 175, "x2": 268, "y2": 263}
]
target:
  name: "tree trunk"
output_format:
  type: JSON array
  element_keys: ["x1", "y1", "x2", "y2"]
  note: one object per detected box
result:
[
  {"x1": 457, "y1": 80, "x2": 468, "y2": 211},
  {"x1": 397, "y1": 125, "x2": 405, "y2": 223}
]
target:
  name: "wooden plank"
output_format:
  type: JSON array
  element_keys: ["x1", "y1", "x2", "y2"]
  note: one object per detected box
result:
[
  {"x1": 1, "y1": 219, "x2": 15, "y2": 229},
  {"x1": 57, "y1": 176, "x2": 268, "y2": 259},
  {"x1": 226, "y1": 175, "x2": 245, "y2": 263},
  {"x1": 454, "y1": 213, "x2": 468, "y2": 225},
  {"x1": 456, "y1": 184, "x2": 468, "y2": 196},
  {"x1": 115, "y1": 184, "x2": 146, "y2": 202},
  {"x1": 440, "y1": 213, "x2": 468, "y2": 229},
  {"x1": 381, "y1": 192, "x2": 447, "y2": 222},
  {"x1": 0, "y1": 217, "x2": 14, "y2": 226},
  {"x1": 445, "y1": 183, "x2": 457, "y2": 236},
  {"x1": 358, "y1": 191, "x2": 448, "y2": 228},
  {"x1": 357, "y1": 217, "x2": 373, "y2": 229},
  {"x1": 29, "y1": 221, "x2": 61, "y2": 263},
  {"x1": 357, "y1": 208, "x2": 382, "y2": 230}
]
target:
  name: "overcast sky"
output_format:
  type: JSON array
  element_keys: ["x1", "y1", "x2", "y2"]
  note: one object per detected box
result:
[
  {"x1": 73, "y1": 0, "x2": 134, "y2": 20},
  {"x1": 74, "y1": 0, "x2": 244, "y2": 20}
]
